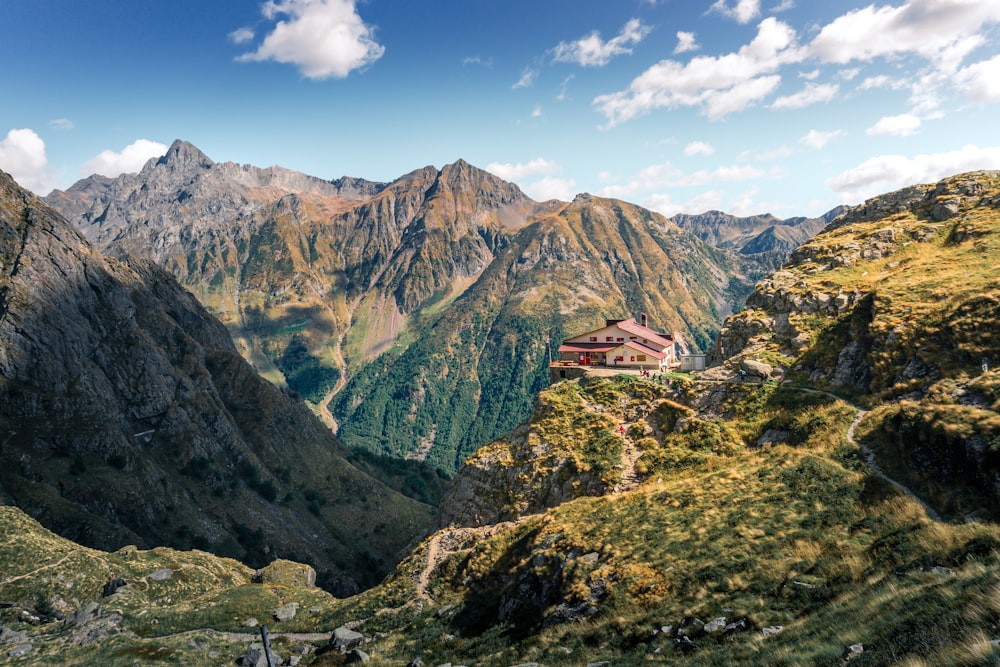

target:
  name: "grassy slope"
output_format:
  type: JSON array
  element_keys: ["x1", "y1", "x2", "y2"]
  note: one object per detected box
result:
[
  {"x1": 4, "y1": 377, "x2": 1000, "y2": 666},
  {"x1": 714, "y1": 171, "x2": 1000, "y2": 521}
]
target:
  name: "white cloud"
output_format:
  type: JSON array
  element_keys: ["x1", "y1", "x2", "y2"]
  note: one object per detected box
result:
[
  {"x1": 684, "y1": 141, "x2": 715, "y2": 157},
  {"x1": 799, "y1": 69, "x2": 820, "y2": 80},
  {"x1": 828, "y1": 144, "x2": 1000, "y2": 202},
  {"x1": 771, "y1": 82, "x2": 839, "y2": 109},
  {"x1": 513, "y1": 67, "x2": 537, "y2": 89},
  {"x1": 729, "y1": 185, "x2": 762, "y2": 216},
  {"x1": 463, "y1": 56, "x2": 493, "y2": 67},
  {"x1": 809, "y1": 0, "x2": 1000, "y2": 65},
  {"x1": 709, "y1": 0, "x2": 761, "y2": 24},
  {"x1": 237, "y1": 0, "x2": 384, "y2": 79},
  {"x1": 229, "y1": 27, "x2": 254, "y2": 44},
  {"x1": 599, "y1": 161, "x2": 764, "y2": 199},
  {"x1": 524, "y1": 177, "x2": 577, "y2": 201},
  {"x1": 552, "y1": 18, "x2": 651, "y2": 67},
  {"x1": 839, "y1": 67, "x2": 861, "y2": 80},
  {"x1": 594, "y1": 18, "x2": 803, "y2": 125},
  {"x1": 531, "y1": 105, "x2": 543, "y2": 118},
  {"x1": 866, "y1": 113, "x2": 921, "y2": 136},
  {"x1": 674, "y1": 31, "x2": 699, "y2": 54},
  {"x1": 858, "y1": 74, "x2": 906, "y2": 90},
  {"x1": 0, "y1": 128, "x2": 55, "y2": 194},
  {"x1": 485, "y1": 158, "x2": 560, "y2": 181},
  {"x1": 79, "y1": 139, "x2": 168, "y2": 178},
  {"x1": 800, "y1": 128, "x2": 844, "y2": 149},
  {"x1": 956, "y1": 54, "x2": 1000, "y2": 102},
  {"x1": 49, "y1": 118, "x2": 75, "y2": 130},
  {"x1": 770, "y1": 0, "x2": 795, "y2": 11}
]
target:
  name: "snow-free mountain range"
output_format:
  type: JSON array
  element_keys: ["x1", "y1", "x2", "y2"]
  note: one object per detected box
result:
[
  {"x1": 45, "y1": 140, "x2": 833, "y2": 472},
  {"x1": 0, "y1": 145, "x2": 998, "y2": 665}
]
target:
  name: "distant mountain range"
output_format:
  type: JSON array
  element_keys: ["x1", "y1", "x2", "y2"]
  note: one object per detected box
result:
[
  {"x1": 47, "y1": 140, "x2": 806, "y2": 471},
  {"x1": 1, "y1": 168, "x2": 431, "y2": 594}
]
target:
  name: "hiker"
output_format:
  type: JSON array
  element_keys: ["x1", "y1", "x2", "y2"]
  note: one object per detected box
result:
[
  {"x1": 619, "y1": 424, "x2": 626, "y2": 436},
  {"x1": 739, "y1": 369, "x2": 747, "y2": 383}
]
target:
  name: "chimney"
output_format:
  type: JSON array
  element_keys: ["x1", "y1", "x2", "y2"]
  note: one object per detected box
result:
[{"x1": 640, "y1": 312, "x2": 648, "y2": 327}]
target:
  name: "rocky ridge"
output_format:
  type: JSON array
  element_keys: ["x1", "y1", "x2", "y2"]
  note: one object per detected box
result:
[
  {"x1": 710, "y1": 170, "x2": 1000, "y2": 519},
  {"x1": 1, "y1": 168, "x2": 432, "y2": 593},
  {"x1": 47, "y1": 141, "x2": 770, "y2": 472}
]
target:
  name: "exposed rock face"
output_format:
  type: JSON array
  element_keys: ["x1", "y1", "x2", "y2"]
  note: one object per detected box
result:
[
  {"x1": 48, "y1": 141, "x2": 766, "y2": 472},
  {"x1": 708, "y1": 170, "x2": 1000, "y2": 518},
  {"x1": 1, "y1": 169, "x2": 432, "y2": 593},
  {"x1": 671, "y1": 207, "x2": 839, "y2": 269}
]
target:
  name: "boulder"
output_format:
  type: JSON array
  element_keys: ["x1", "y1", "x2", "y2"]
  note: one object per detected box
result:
[
  {"x1": 239, "y1": 643, "x2": 280, "y2": 667},
  {"x1": 274, "y1": 603, "x2": 299, "y2": 622},
  {"x1": 0, "y1": 627, "x2": 29, "y2": 645},
  {"x1": 346, "y1": 648, "x2": 371, "y2": 663},
  {"x1": 148, "y1": 568, "x2": 173, "y2": 581},
  {"x1": 843, "y1": 643, "x2": 865, "y2": 661},
  {"x1": 740, "y1": 358, "x2": 773, "y2": 379},
  {"x1": 761, "y1": 625, "x2": 784, "y2": 637},
  {"x1": 253, "y1": 559, "x2": 317, "y2": 588},
  {"x1": 7, "y1": 644, "x2": 32, "y2": 658},
  {"x1": 704, "y1": 617, "x2": 727, "y2": 634},
  {"x1": 330, "y1": 626, "x2": 365, "y2": 653}
]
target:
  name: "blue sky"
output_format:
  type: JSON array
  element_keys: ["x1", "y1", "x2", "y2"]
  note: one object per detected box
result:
[{"x1": 2, "y1": 0, "x2": 1000, "y2": 218}]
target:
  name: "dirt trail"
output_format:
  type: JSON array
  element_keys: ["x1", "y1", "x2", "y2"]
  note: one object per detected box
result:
[
  {"x1": 613, "y1": 428, "x2": 644, "y2": 494},
  {"x1": 413, "y1": 520, "x2": 524, "y2": 601}
]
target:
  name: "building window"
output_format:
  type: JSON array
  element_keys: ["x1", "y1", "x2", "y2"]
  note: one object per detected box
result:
[
  {"x1": 630, "y1": 356, "x2": 635, "y2": 362},
  {"x1": 606, "y1": 336, "x2": 613, "y2": 342},
  {"x1": 617, "y1": 337, "x2": 624, "y2": 342},
  {"x1": 590, "y1": 336, "x2": 597, "y2": 341},
  {"x1": 630, "y1": 336, "x2": 637, "y2": 341}
]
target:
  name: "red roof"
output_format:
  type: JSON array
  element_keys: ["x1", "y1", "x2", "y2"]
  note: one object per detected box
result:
[
  {"x1": 616, "y1": 319, "x2": 673, "y2": 348},
  {"x1": 621, "y1": 340, "x2": 668, "y2": 360}
]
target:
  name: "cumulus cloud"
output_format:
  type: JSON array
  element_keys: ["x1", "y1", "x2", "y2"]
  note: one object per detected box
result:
[
  {"x1": 49, "y1": 118, "x2": 75, "y2": 130},
  {"x1": 956, "y1": 54, "x2": 1000, "y2": 102},
  {"x1": 523, "y1": 177, "x2": 577, "y2": 202},
  {"x1": 829, "y1": 144, "x2": 1000, "y2": 202},
  {"x1": 531, "y1": 105, "x2": 543, "y2": 118},
  {"x1": 866, "y1": 113, "x2": 921, "y2": 136},
  {"x1": 229, "y1": 27, "x2": 254, "y2": 44},
  {"x1": 594, "y1": 18, "x2": 803, "y2": 125},
  {"x1": 79, "y1": 139, "x2": 168, "y2": 178},
  {"x1": 800, "y1": 128, "x2": 844, "y2": 149},
  {"x1": 771, "y1": 82, "x2": 839, "y2": 109},
  {"x1": 674, "y1": 31, "x2": 699, "y2": 54},
  {"x1": 552, "y1": 19, "x2": 651, "y2": 67},
  {"x1": 485, "y1": 158, "x2": 560, "y2": 181},
  {"x1": 237, "y1": 0, "x2": 384, "y2": 79},
  {"x1": 0, "y1": 128, "x2": 55, "y2": 194},
  {"x1": 771, "y1": 0, "x2": 795, "y2": 11},
  {"x1": 709, "y1": 0, "x2": 761, "y2": 24},
  {"x1": 809, "y1": 0, "x2": 1000, "y2": 65},
  {"x1": 684, "y1": 141, "x2": 715, "y2": 157}
]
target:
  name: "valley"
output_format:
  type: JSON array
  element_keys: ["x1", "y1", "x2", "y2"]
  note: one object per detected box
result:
[{"x1": 47, "y1": 141, "x2": 801, "y2": 472}]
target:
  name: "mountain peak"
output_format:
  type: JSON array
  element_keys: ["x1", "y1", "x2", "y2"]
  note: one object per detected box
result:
[{"x1": 154, "y1": 139, "x2": 214, "y2": 172}]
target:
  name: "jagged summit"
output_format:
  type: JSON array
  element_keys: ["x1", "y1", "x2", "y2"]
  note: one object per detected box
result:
[{"x1": 153, "y1": 138, "x2": 213, "y2": 172}]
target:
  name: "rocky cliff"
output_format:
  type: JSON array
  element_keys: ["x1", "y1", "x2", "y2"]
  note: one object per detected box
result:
[
  {"x1": 1, "y1": 169, "x2": 432, "y2": 594},
  {"x1": 710, "y1": 171, "x2": 1000, "y2": 519}
]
